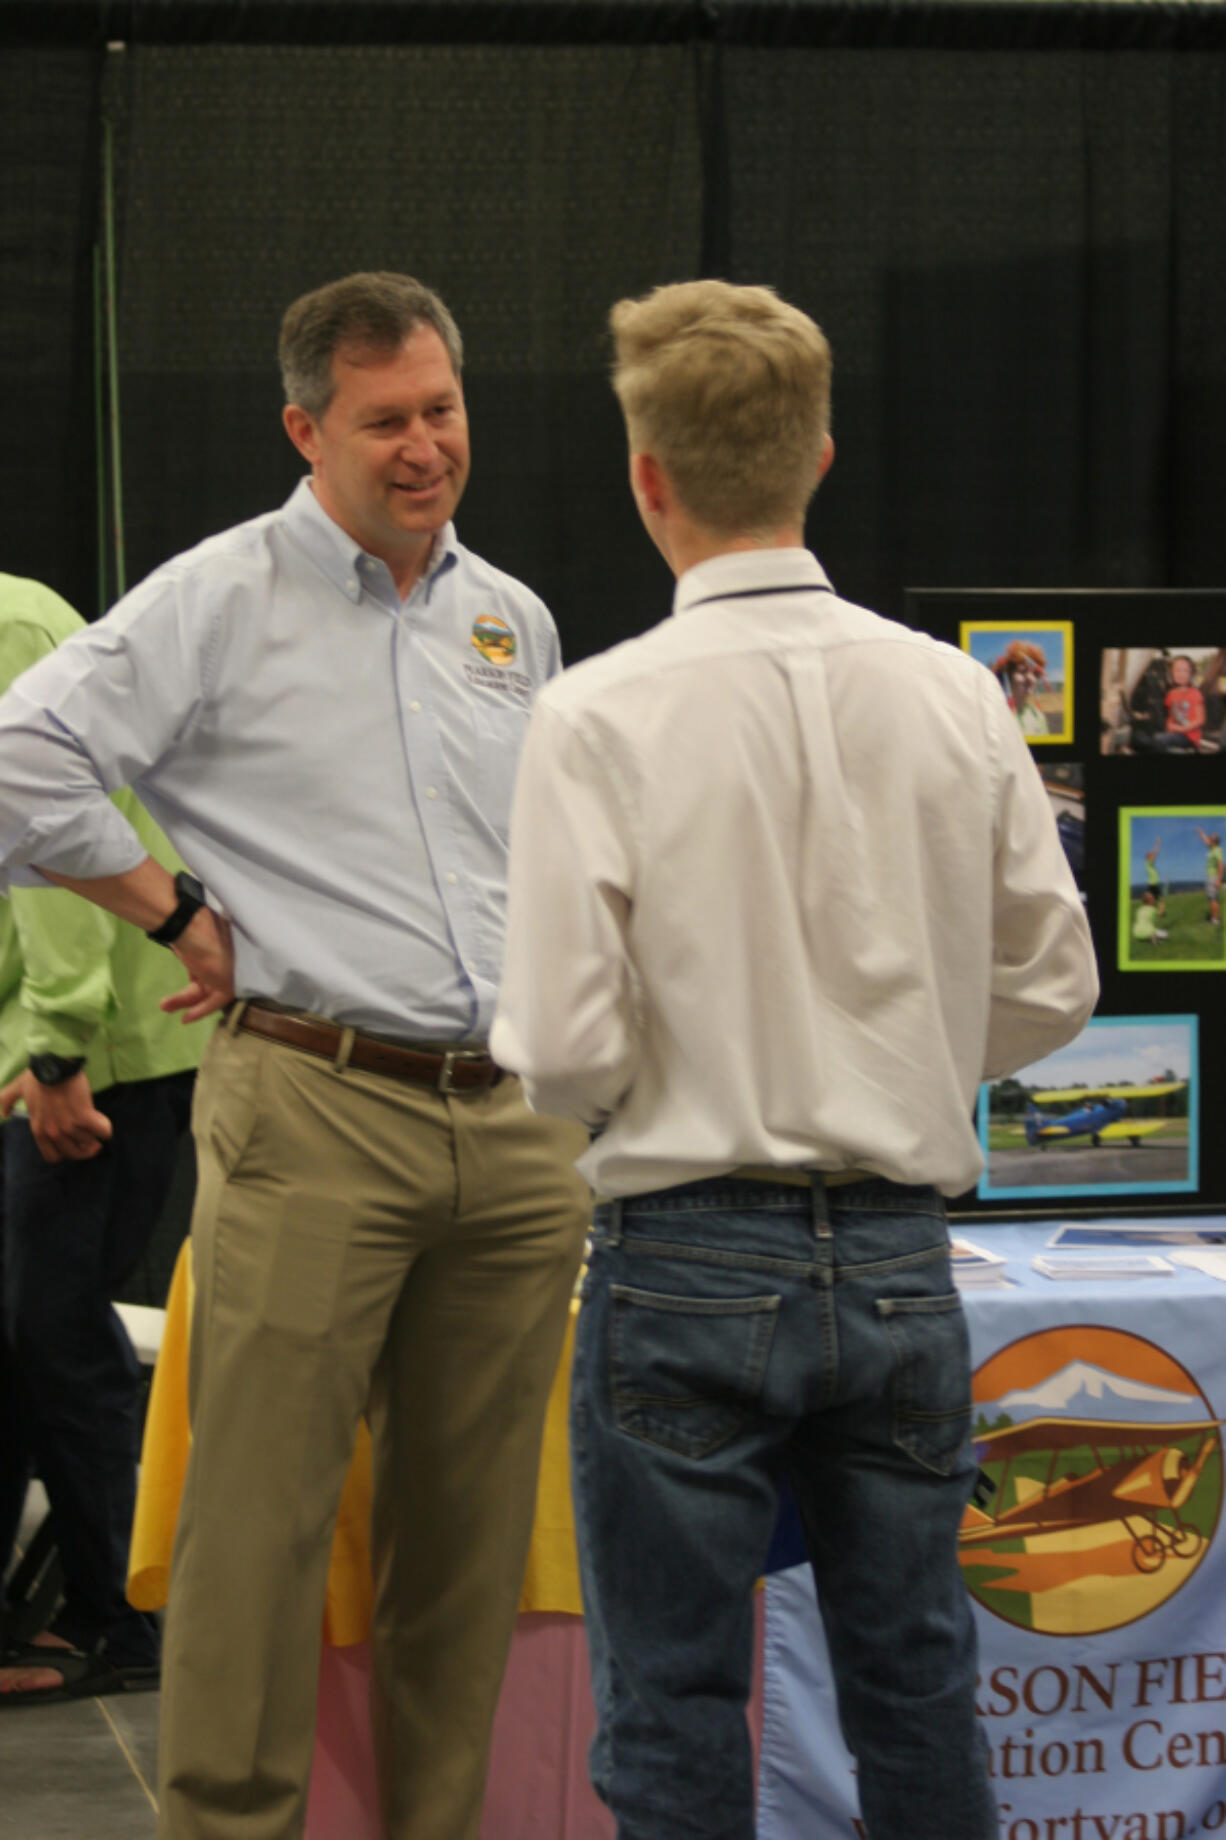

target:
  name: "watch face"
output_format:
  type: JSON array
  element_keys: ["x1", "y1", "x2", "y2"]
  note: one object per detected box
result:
[{"x1": 29, "y1": 1053, "x2": 86, "y2": 1086}]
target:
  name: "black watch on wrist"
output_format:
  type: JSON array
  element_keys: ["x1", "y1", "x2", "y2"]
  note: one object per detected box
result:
[
  {"x1": 146, "y1": 872, "x2": 206, "y2": 947},
  {"x1": 29, "y1": 1052, "x2": 87, "y2": 1086}
]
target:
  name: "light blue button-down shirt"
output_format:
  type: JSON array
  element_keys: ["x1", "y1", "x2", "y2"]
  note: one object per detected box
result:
[{"x1": 0, "y1": 480, "x2": 561, "y2": 1038}]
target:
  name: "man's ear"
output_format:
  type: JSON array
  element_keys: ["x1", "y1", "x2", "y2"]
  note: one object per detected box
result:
[
  {"x1": 630, "y1": 451, "x2": 667, "y2": 517},
  {"x1": 283, "y1": 404, "x2": 321, "y2": 466},
  {"x1": 818, "y1": 433, "x2": 835, "y2": 482}
]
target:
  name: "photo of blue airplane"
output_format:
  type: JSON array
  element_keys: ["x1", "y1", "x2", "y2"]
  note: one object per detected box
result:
[{"x1": 1024, "y1": 1081, "x2": 1187, "y2": 1150}]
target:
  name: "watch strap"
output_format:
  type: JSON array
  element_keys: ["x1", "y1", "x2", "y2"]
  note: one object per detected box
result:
[
  {"x1": 29, "y1": 1052, "x2": 87, "y2": 1086},
  {"x1": 146, "y1": 872, "x2": 206, "y2": 947}
]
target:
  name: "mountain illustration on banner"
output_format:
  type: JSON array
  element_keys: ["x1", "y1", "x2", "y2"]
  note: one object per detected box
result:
[{"x1": 981, "y1": 1360, "x2": 1205, "y2": 1427}]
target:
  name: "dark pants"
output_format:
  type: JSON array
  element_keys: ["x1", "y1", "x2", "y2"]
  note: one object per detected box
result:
[{"x1": 0, "y1": 1070, "x2": 195, "y2": 1663}]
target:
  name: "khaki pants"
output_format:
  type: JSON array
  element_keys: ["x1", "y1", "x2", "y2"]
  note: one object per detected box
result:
[{"x1": 157, "y1": 1019, "x2": 589, "y2": 1840}]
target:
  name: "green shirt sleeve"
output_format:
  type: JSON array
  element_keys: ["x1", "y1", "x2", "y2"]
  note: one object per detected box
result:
[
  {"x1": 0, "y1": 614, "x2": 66, "y2": 687},
  {"x1": 9, "y1": 884, "x2": 117, "y2": 1058},
  {"x1": 0, "y1": 603, "x2": 117, "y2": 1065}
]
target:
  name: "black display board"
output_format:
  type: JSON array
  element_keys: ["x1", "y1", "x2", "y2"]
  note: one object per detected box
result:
[{"x1": 906, "y1": 588, "x2": 1226, "y2": 1221}]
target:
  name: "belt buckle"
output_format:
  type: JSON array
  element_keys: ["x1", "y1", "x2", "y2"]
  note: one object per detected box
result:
[{"x1": 436, "y1": 1049, "x2": 472, "y2": 1096}]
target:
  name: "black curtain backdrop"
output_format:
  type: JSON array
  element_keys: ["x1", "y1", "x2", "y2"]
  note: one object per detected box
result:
[
  {"x1": 107, "y1": 40, "x2": 705, "y2": 656},
  {"x1": 726, "y1": 48, "x2": 1226, "y2": 623},
  {"x1": 0, "y1": 45, "x2": 103, "y2": 613},
  {"x1": 2, "y1": 2, "x2": 1223, "y2": 654}
]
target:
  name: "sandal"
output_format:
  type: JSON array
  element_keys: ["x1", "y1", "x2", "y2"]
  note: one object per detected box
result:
[{"x1": 0, "y1": 1639, "x2": 159, "y2": 1706}]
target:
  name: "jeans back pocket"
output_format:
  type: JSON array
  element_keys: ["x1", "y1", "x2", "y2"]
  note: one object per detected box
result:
[
  {"x1": 877, "y1": 1291, "x2": 972, "y2": 1476},
  {"x1": 609, "y1": 1284, "x2": 780, "y2": 1459}
]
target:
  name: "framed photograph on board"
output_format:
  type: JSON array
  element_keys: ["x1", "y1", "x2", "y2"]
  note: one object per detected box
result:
[
  {"x1": 977, "y1": 1015, "x2": 1199, "y2": 1203},
  {"x1": 1102, "y1": 648, "x2": 1225, "y2": 756},
  {"x1": 960, "y1": 620, "x2": 1073, "y2": 745},
  {"x1": 1118, "y1": 808, "x2": 1226, "y2": 971}
]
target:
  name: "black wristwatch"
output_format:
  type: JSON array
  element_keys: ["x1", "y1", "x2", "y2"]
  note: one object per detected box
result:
[
  {"x1": 29, "y1": 1052, "x2": 86, "y2": 1086},
  {"x1": 146, "y1": 872, "x2": 206, "y2": 947}
]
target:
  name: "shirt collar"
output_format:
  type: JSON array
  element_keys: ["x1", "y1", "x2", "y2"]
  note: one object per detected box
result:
[
  {"x1": 672, "y1": 547, "x2": 830, "y2": 618},
  {"x1": 283, "y1": 476, "x2": 460, "y2": 607}
]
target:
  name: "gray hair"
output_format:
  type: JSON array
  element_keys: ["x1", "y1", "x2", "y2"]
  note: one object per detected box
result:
[{"x1": 279, "y1": 272, "x2": 463, "y2": 419}]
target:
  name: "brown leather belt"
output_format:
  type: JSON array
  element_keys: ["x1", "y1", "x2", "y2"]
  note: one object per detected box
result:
[{"x1": 234, "y1": 1003, "x2": 503, "y2": 1094}]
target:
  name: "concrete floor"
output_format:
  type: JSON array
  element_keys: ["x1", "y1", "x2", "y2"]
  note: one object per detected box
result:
[
  {"x1": 1, "y1": 1484, "x2": 160, "y2": 1839},
  {"x1": 0, "y1": 1687, "x2": 160, "y2": 1838}
]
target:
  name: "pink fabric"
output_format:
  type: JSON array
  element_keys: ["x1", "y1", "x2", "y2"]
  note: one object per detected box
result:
[{"x1": 306, "y1": 1600, "x2": 767, "y2": 1839}]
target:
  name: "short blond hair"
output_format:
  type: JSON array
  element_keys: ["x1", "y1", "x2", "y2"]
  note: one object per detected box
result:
[{"x1": 609, "y1": 280, "x2": 831, "y2": 536}]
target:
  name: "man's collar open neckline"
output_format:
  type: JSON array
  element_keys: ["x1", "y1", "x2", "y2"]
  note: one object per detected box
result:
[{"x1": 284, "y1": 477, "x2": 459, "y2": 605}]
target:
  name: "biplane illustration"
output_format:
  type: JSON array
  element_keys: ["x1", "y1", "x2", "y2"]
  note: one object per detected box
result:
[
  {"x1": 1022, "y1": 1080, "x2": 1186, "y2": 1150},
  {"x1": 960, "y1": 1415, "x2": 1220, "y2": 1573}
]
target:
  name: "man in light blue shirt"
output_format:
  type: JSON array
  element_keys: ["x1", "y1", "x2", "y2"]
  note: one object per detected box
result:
[{"x1": 0, "y1": 273, "x2": 589, "y2": 1840}]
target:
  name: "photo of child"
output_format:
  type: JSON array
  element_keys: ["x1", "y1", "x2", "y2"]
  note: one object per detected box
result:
[
  {"x1": 961, "y1": 622, "x2": 1072, "y2": 744},
  {"x1": 1101, "y1": 648, "x2": 1225, "y2": 755}
]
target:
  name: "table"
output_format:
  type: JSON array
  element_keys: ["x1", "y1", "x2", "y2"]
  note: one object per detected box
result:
[{"x1": 132, "y1": 1223, "x2": 1226, "y2": 1839}]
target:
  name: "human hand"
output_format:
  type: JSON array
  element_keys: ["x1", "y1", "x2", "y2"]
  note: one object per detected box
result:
[
  {"x1": 161, "y1": 906, "x2": 237, "y2": 1023},
  {"x1": 0, "y1": 1069, "x2": 113, "y2": 1163}
]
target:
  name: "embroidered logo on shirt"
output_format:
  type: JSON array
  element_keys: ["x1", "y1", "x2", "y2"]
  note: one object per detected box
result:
[{"x1": 471, "y1": 616, "x2": 517, "y2": 665}]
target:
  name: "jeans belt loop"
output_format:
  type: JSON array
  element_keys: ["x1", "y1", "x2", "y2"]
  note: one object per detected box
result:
[
  {"x1": 333, "y1": 1026, "x2": 357, "y2": 1074},
  {"x1": 224, "y1": 997, "x2": 250, "y2": 1037},
  {"x1": 810, "y1": 1170, "x2": 832, "y2": 1233},
  {"x1": 604, "y1": 1199, "x2": 624, "y2": 1249}
]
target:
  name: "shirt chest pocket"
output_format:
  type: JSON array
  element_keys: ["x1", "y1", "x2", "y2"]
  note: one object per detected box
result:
[{"x1": 472, "y1": 694, "x2": 532, "y2": 838}]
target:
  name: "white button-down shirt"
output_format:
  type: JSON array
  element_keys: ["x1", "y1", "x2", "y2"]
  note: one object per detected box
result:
[
  {"x1": 0, "y1": 480, "x2": 560, "y2": 1038},
  {"x1": 491, "y1": 547, "x2": 1098, "y2": 1197}
]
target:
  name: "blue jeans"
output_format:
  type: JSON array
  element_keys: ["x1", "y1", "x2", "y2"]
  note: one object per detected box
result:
[{"x1": 570, "y1": 1173, "x2": 996, "y2": 1840}]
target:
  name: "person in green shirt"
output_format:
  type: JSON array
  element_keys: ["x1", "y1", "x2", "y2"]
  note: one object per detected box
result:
[
  {"x1": 0, "y1": 574, "x2": 212, "y2": 1705},
  {"x1": 1144, "y1": 838, "x2": 1166, "y2": 918}
]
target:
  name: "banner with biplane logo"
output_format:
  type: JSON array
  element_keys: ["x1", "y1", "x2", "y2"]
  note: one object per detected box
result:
[{"x1": 757, "y1": 1232, "x2": 1226, "y2": 1840}]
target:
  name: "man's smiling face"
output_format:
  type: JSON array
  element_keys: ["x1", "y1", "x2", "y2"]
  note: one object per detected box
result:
[{"x1": 285, "y1": 323, "x2": 471, "y2": 590}]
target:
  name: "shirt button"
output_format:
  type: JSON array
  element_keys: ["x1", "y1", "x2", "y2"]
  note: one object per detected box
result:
[
  {"x1": 446, "y1": 872, "x2": 458, "y2": 885},
  {"x1": 425, "y1": 786, "x2": 438, "y2": 799},
  {"x1": 409, "y1": 700, "x2": 422, "y2": 713}
]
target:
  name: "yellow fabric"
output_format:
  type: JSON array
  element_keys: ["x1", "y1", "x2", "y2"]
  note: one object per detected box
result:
[{"x1": 128, "y1": 1241, "x2": 584, "y2": 1641}]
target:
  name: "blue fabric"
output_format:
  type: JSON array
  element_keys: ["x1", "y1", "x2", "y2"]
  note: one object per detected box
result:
[
  {"x1": 569, "y1": 1173, "x2": 996, "y2": 1840},
  {"x1": 758, "y1": 1218, "x2": 1226, "y2": 1840},
  {"x1": 0, "y1": 480, "x2": 562, "y2": 1039},
  {"x1": 0, "y1": 1072, "x2": 194, "y2": 1663}
]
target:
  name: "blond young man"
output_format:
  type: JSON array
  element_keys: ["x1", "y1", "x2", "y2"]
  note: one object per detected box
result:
[{"x1": 492, "y1": 281, "x2": 1098, "y2": 1840}]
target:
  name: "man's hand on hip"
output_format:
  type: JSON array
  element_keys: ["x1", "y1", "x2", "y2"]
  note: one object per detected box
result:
[
  {"x1": 162, "y1": 906, "x2": 237, "y2": 1023},
  {"x1": 0, "y1": 1070, "x2": 113, "y2": 1163}
]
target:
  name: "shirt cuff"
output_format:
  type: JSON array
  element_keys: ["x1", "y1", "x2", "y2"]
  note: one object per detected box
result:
[
  {"x1": 23, "y1": 1015, "x2": 96, "y2": 1059},
  {"x1": 0, "y1": 811, "x2": 149, "y2": 896}
]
